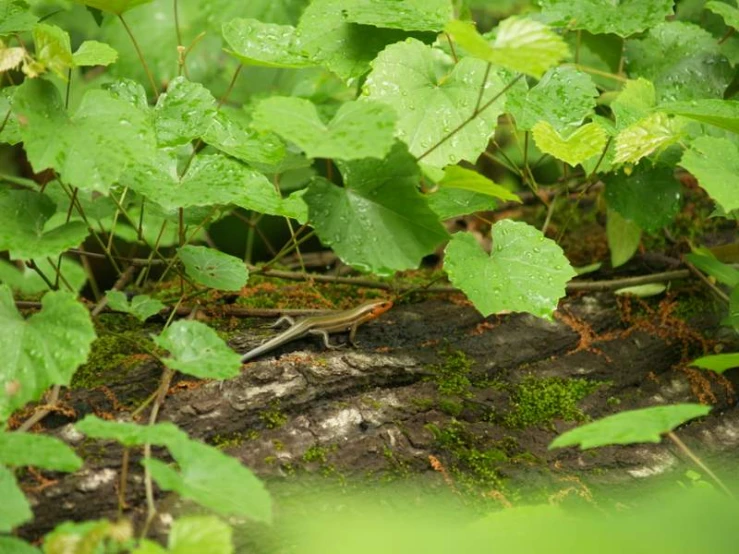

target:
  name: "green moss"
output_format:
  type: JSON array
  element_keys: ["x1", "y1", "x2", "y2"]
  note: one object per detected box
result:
[
  {"x1": 438, "y1": 398, "x2": 464, "y2": 416},
  {"x1": 505, "y1": 376, "x2": 600, "y2": 428},
  {"x1": 428, "y1": 349, "x2": 473, "y2": 397},
  {"x1": 259, "y1": 402, "x2": 288, "y2": 429},
  {"x1": 302, "y1": 445, "x2": 332, "y2": 464},
  {"x1": 427, "y1": 419, "x2": 506, "y2": 491}
]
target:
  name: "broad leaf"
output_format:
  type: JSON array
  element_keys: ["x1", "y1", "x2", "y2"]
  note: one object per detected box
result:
[
  {"x1": 364, "y1": 38, "x2": 507, "y2": 167},
  {"x1": 507, "y1": 66, "x2": 597, "y2": 132},
  {"x1": 303, "y1": 143, "x2": 448, "y2": 275},
  {"x1": 223, "y1": 18, "x2": 313, "y2": 68},
  {"x1": 178, "y1": 245, "x2": 249, "y2": 291},
  {"x1": 438, "y1": 166, "x2": 519, "y2": 202},
  {"x1": 296, "y1": 0, "x2": 420, "y2": 81},
  {"x1": 0, "y1": 257, "x2": 87, "y2": 294},
  {"x1": 0, "y1": 431, "x2": 82, "y2": 471},
  {"x1": 75, "y1": 415, "x2": 187, "y2": 448},
  {"x1": 72, "y1": 40, "x2": 118, "y2": 66},
  {"x1": 0, "y1": 190, "x2": 89, "y2": 260},
  {"x1": 626, "y1": 21, "x2": 732, "y2": 102},
  {"x1": 106, "y1": 290, "x2": 165, "y2": 321},
  {"x1": 0, "y1": 286, "x2": 96, "y2": 421},
  {"x1": 0, "y1": 466, "x2": 31, "y2": 532},
  {"x1": 444, "y1": 221, "x2": 576, "y2": 319},
  {"x1": 680, "y1": 136, "x2": 739, "y2": 213},
  {"x1": 154, "y1": 76, "x2": 216, "y2": 147},
  {"x1": 122, "y1": 152, "x2": 283, "y2": 215},
  {"x1": 706, "y1": 1, "x2": 739, "y2": 29},
  {"x1": 0, "y1": 0, "x2": 37, "y2": 34},
  {"x1": 610, "y1": 78, "x2": 656, "y2": 130},
  {"x1": 532, "y1": 121, "x2": 607, "y2": 167},
  {"x1": 427, "y1": 188, "x2": 497, "y2": 220},
  {"x1": 154, "y1": 320, "x2": 242, "y2": 380},
  {"x1": 446, "y1": 17, "x2": 569, "y2": 78},
  {"x1": 604, "y1": 165, "x2": 680, "y2": 232},
  {"x1": 685, "y1": 249, "x2": 739, "y2": 288},
  {"x1": 143, "y1": 436, "x2": 272, "y2": 523},
  {"x1": 538, "y1": 0, "x2": 674, "y2": 37},
  {"x1": 613, "y1": 112, "x2": 680, "y2": 165},
  {"x1": 75, "y1": 0, "x2": 154, "y2": 15},
  {"x1": 341, "y1": 0, "x2": 452, "y2": 32},
  {"x1": 33, "y1": 23, "x2": 73, "y2": 79},
  {"x1": 13, "y1": 79, "x2": 156, "y2": 193},
  {"x1": 691, "y1": 353, "x2": 739, "y2": 374},
  {"x1": 0, "y1": 536, "x2": 40, "y2": 554},
  {"x1": 660, "y1": 99, "x2": 739, "y2": 135},
  {"x1": 168, "y1": 516, "x2": 232, "y2": 554},
  {"x1": 202, "y1": 109, "x2": 286, "y2": 168},
  {"x1": 252, "y1": 97, "x2": 396, "y2": 160},
  {"x1": 549, "y1": 404, "x2": 711, "y2": 450},
  {"x1": 606, "y1": 208, "x2": 641, "y2": 268}
]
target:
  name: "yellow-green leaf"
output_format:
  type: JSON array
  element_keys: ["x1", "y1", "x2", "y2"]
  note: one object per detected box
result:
[
  {"x1": 532, "y1": 121, "x2": 607, "y2": 166},
  {"x1": 439, "y1": 165, "x2": 519, "y2": 202},
  {"x1": 613, "y1": 112, "x2": 680, "y2": 165}
]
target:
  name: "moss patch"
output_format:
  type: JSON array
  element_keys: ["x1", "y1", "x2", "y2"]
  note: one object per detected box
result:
[
  {"x1": 505, "y1": 376, "x2": 600, "y2": 428},
  {"x1": 428, "y1": 349, "x2": 473, "y2": 397}
]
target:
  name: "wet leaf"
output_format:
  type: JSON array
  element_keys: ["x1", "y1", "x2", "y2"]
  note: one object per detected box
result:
[
  {"x1": 606, "y1": 208, "x2": 641, "y2": 268},
  {"x1": 178, "y1": 245, "x2": 249, "y2": 291},
  {"x1": 613, "y1": 112, "x2": 681, "y2": 165},
  {"x1": 342, "y1": 0, "x2": 452, "y2": 32},
  {"x1": 106, "y1": 290, "x2": 165, "y2": 321},
  {"x1": 539, "y1": 0, "x2": 674, "y2": 37},
  {"x1": 680, "y1": 136, "x2": 739, "y2": 213},
  {"x1": 223, "y1": 18, "x2": 313, "y2": 68},
  {"x1": 532, "y1": 121, "x2": 607, "y2": 166}
]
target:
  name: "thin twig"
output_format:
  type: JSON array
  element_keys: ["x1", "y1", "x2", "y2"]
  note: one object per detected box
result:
[
  {"x1": 118, "y1": 14, "x2": 159, "y2": 97},
  {"x1": 667, "y1": 431, "x2": 735, "y2": 499},
  {"x1": 684, "y1": 260, "x2": 730, "y2": 304}
]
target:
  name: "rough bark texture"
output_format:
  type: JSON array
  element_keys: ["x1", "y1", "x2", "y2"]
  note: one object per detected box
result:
[{"x1": 17, "y1": 294, "x2": 739, "y2": 541}]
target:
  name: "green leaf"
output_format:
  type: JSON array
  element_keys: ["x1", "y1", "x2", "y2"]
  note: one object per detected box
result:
[
  {"x1": 660, "y1": 99, "x2": 739, "y2": 135},
  {"x1": 549, "y1": 404, "x2": 711, "y2": 450},
  {"x1": 444, "y1": 221, "x2": 576, "y2": 319},
  {"x1": 532, "y1": 121, "x2": 607, "y2": 167},
  {"x1": 106, "y1": 290, "x2": 165, "y2": 321},
  {"x1": 538, "y1": 0, "x2": 674, "y2": 37},
  {"x1": 143, "y1": 436, "x2": 272, "y2": 523},
  {"x1": 154, "y1": 76, "x2": 216, "y2": 147},
  {"x1": 33, "y1": 23, "x2": 73, "y2": 79},
  {"x1": 0, "y1": 87, "x2": 21, "y2": 145},
  {"x1": 0, "y1": 257, "x2": 86, "y2": 294},
  {"x1": 122, "y1": 152, "x2": 283, "y2": 215},
  {"x1": 203, "y1": 109, "x2": 285, "y2": 168},
  {"x1": 691, "y1": 353, "x2": 739, "y2": 374},
  {"x1": 364, "y1": 38, "x2": 507, "y2": 167},
  {"x1": 13, "y1": 79, "x2": 156, "y2": 193},
  {"x1": 680, "y1": 136, "x2": 739, "y2": 213},
  {"x1": 426, "y1": 187, "x2": 497, "y2": 220},
  {"x1": 614, "y1": 283, "x2": 667, "y2": 297},
  {"x1": 507, "y1": 66, "x2": 597, "y2": 132},
  {"x1": 168, "y1": 516, "x2": 233, "y2": 554},
  {"x1": 685, "y1": 249, "x2": 739, "y2": 288},
  {"x1": 341, "y1": 0, "x2": 452, "y2": 32},
  {"x1": 75, "y1": 415, "x2": 186, "y2": 447},
  {"x1": 0, "y1": 536, "x2": 40, "y2": 554},
  {"x1": 625, "y1": 21, "x2": 732, "y2": 102},
  {"x1": 252, "y1": 97, "x2": 396, "y2": 160},
  {"x1": 0, "y1": 190, "x2": 89, "y2": 260},
  {"x1": 154, "y1": 320, "x2": 242, "y2": 380},
  {"x1": 0, "y1": 0, "x2": 38, "y2": 34},
  {"x1": 0, "y1": 286, "x2": 96, "y2": 420},
  {"x1": 606, "y1": 208, "x2": 641, "y2": 268},
  {"x1": 613, "y1": 112, "x2": 680, "y2": 165},
  {"x1": 706, "y1": 1, "x2": 739, "y2": 29},
  {"x1": 0, "y1": 431, "x2": 82, "y2": 471},
  {"x1": 610, "y1": 78, "x2": 656, "y2": 130},
  {"x1": 72, "y1": 40, "x2": 118, "y2": 66},
  {"x1": 446, "y1": 17, "x2": 569, "y2": 78},
  {"x1": 222, "y1": 18, "x2": 313, "y2": 68},
  {"x1": 75, "y1": 0, "x2": 154, "y2": 15},
  {"x1": 296, "y1": 0, "x2": 420, "y2": 81},
  {"x1": 178, "y1": 245, "x2": 249, "y2": 291},
  {"x1": 604, "y1": 165, "x2": 681, "y2": 232},
  {"x1": 303, "y1": 143, "x2": 448, "y2": 275},
  {"x1": 438, "y1": 166, "x2": 519, "y2": 202},
  {"x1": 0, "y1": 465, "x2": 31, "y2": 532}
]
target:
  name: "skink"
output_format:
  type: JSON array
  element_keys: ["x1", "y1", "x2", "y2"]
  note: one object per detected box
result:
[{"x1": 240, "y1": 299, "x2": 393, "y2": 363}]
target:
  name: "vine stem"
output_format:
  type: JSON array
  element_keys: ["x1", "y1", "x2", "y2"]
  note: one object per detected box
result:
[
  {"x1": 416, "y1": 73, "x2": 524, "y2": 162},
  {"x1": 667, "y1": 431, "x2": 735, "y2": 499},
  {"x1": 118, "y1": 14, "x2": 159, "y2": 98}
]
